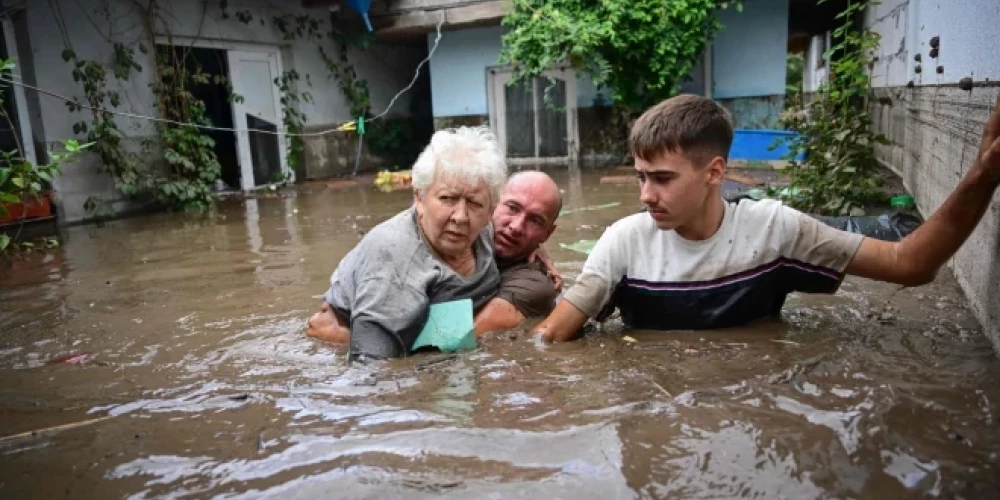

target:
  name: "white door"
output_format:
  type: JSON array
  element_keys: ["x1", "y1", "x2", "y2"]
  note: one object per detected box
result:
[
  {"x1": 227, "y1": 50, "x2": 289, "y2": 190},
  {"x1": 488, "y1": 66, "x2": 579, "y2": 166}
]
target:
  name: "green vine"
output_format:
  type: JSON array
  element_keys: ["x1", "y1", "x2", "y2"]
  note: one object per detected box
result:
[
  {"x1": 276, "y1": 69, "x2": 313, "y2": 179},
  {"x1": 62, "y1": 44, "x2": 147, "y2": 198},
  {"x1": 58, "y1": 3, "x2": 229, "y2": 213},
  {"x1": 774, "y1": 0, "x2": 889, "y2": 215},
  {"x1": 218, "y1": 1, "x2": 424, "y2": 171},
  {"x1": 320, "y1": 36, "x2": 423, "y2": 169},
  {"x1": 149, "y1": 42, "x2": 224, "y2": 212},
  {"x1": 52, "y1": 0, "x2": 420, "y2": 217},
  {"x1": 319, "y1": 37, "x2": 373, "y2": 119},
  {"x1": 500, "y1": 0, "x2": 742, "y2": 113},
  {"x1": 1, "y1": 57, "x2": 89, "y2": 253}
]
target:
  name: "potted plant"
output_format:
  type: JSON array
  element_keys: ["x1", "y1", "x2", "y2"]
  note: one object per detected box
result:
[
  {"x1": 0, "y1": 149, "x2": 61, "y2": 224},
  {"x1": 1, "y1": 140, "x2": 89, "y2": 250}
]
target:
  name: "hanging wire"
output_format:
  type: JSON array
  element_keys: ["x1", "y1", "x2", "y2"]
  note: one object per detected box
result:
[{"x1": 0, "y1": 11, "x2": 446, "y2": 138}]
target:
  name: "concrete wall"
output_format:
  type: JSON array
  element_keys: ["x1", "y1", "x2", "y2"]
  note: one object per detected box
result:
[
  {"x1": 21, "y1": 0, "x2": 424, "y2": 222},
  {"x1": 866, "y1": 0, "x2": 1000, "y2": 352}
]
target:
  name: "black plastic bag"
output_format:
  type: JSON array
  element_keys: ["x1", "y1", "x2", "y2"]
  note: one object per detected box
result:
[{"x1": 812, "y1": 212, "x2": 923, "y2": 242}]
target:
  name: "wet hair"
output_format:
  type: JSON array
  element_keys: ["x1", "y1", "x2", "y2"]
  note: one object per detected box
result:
[
  {"x1": 629, "y1": 94, "x2": 734, "y2": 167},
  {"x1": 412, "y1": 126, "x2": 508, "y2": 204}
]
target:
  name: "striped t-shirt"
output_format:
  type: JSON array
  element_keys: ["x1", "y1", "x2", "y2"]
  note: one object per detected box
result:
[{"x1": 562, "y1": 198, "x2": 864, "y2": 330}]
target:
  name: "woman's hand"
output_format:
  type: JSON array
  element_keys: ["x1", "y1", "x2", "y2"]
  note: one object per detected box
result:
[{"x1": 528, "y1": 246, "x2": 563, "y2": 291}]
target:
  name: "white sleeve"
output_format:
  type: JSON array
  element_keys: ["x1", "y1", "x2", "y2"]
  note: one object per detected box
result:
[
  {"x1": 562, "y1": 221, "x2": 630, "y2": 317},
  {"x1": 780, "y1": 205, "x2": 864, "y2": 273}
]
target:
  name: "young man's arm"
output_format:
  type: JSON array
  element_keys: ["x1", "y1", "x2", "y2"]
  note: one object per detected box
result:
[
  {"x1": 846, "y1": 95, "x2": 1000, "y2": 284},
  {"x1": 530, "y1": 222, "x2": 628, "y2": 342},
  {"x1": 475, "y1": 263, "x2": 561, "y2": 336},
  {"x1": 532, "y1": 299, "x2": 590, "y2": 342}
]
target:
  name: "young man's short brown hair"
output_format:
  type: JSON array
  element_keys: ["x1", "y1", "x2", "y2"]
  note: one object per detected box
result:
[{"x1": 629, "y1": 94, "x2": 734, "y2": 167}]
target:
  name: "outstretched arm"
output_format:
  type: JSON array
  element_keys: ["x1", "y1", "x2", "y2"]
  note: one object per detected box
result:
[
  {"x1": 846, "y1": 95, "x2": 1000, "y2": 285},
  {"x1": 531, "y1": 299, "x2": 590, "y2": 343}
]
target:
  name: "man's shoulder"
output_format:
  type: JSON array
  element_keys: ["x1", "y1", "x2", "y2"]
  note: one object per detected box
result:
[{"x1": 497, "y1": 259, "x2": 557, "y2": 317}]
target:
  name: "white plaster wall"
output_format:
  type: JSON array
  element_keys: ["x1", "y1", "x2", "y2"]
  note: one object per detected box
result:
[
  {"x1": 868, "y1": 0, "x2": 1000, "y2": 87},
  {"x1": 22, "y1": 0, "x2": 424, "y2": 222}
]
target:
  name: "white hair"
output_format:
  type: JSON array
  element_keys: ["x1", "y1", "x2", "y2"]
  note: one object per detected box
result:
[{"x1": 411, "y1": 126, "x2": 507, "y2": 204}]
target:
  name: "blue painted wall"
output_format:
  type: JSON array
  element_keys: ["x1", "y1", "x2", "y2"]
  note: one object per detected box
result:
[
  {"x1": 427, "y1": 26, "x2": 505, "y2": 117},
  {"x1": 427, "y1": 26, "x2": 606, "y2": 117},
  {"x1": 712, "y1": 0, "x2": 789, "y2": 98},
  {"x1": 428, "y1": 0, "x2": 791, "y2": 119}
]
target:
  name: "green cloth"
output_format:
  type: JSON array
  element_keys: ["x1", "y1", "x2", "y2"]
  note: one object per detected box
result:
[{"x1": 411, "y1": 299, "x2": 476, "y2": 352}]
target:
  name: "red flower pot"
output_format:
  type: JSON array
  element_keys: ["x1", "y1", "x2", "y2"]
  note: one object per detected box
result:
[{"x1": 0, "y1": 191, "x2": 53, "y2": 224}]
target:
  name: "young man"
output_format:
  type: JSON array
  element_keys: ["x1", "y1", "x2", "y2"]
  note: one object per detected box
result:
[{"x1": 533, "y1": 94, "x2": 1000, "y2": 342}]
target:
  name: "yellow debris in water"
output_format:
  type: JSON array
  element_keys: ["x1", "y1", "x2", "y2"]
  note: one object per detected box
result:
[
  {"x1": 622, "y1": 335, "x2": 637, "y2": 344},
  {"x1": 374, "y1": 170, "x2": 412, "y2": 192}
]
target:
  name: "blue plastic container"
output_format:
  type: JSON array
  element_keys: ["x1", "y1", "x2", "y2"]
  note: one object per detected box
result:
[{"x1": 730, "y1": 129, "x2": 805, "y2": 161}]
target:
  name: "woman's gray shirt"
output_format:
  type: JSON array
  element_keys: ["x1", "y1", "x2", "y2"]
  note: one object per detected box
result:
[{"x1": 324, "y1": 207, "x2": 499, "y2": 359}]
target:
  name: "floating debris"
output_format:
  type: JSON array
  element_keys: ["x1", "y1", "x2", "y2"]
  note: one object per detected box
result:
[
  {"x1": 48, "y1": 352, "x2": 93, "y2": 365},
  {"x1": 559, "y1": 239, "x2": 598, "y2": 255},
  {"x1": 374, "y1": 170, "x2": 412, "y2": 192},
  {"x1": 599, "y1": 176, "x2": 636, "y2": 185}
]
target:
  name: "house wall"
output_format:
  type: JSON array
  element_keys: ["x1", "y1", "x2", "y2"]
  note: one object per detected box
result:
[
  {"x1": 866, "y1": 0, "x2": 1000, "y2": 353},
  {"x1": 427, "y1": 24, "x2": 605, "y2": 129},
  {"x1": 712, "y1": 0, "x2": 790, "y2": 129},
  {"x1": 21, "y1": 0, "x2": 424, "y2": 223}
]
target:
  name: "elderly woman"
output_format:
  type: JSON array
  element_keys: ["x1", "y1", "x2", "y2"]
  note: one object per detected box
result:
[{"x1": 306, "y1": 126, "x2": 508, "y2": 359}]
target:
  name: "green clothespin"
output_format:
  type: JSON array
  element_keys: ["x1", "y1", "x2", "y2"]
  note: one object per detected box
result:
[{"x1": 357, "y1": 116, "x2": 365, "y2": 136}]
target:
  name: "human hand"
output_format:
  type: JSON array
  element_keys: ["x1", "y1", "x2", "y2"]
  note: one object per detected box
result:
[
  {"x1": 306, "y1": 301, "x2": 350, "y2": 343},
  {"x1": 528, "y1": 246, "x2": 563, "y2": 291},
  {"x1": 974, "y1": 94, "x2": 1000, "y2": 184}
]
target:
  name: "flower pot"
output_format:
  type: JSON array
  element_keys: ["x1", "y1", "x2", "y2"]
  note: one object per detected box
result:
[{"x1": 0, "y1": 191, "x2": 53, "y2": 224}]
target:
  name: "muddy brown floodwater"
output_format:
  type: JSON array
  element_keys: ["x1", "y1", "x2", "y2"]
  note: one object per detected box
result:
[{"x1": 2, "y1": 170, "x2": 1000, "y2": 499}]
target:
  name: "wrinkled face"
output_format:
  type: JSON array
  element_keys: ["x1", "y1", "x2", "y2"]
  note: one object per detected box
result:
[
  {"x1": 636, "y1": 150, "x2": 724, "y2": 231},
  {"x1": 414, "y1": 175, "x2": 492, "y2": 259},
  {"x1": 492, "y1": 180, "x2": 559, "y2": 260}
]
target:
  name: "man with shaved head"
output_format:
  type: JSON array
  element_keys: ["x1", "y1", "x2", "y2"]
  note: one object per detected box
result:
[{"x1": 474, "y1": 171, "x2": 563, "y2": 334}]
